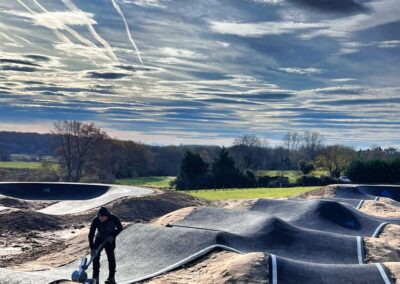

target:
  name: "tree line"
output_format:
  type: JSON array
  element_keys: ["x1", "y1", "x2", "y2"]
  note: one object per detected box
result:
[{"x1": 1, "y1": 121, "x2": 399, "y2": 184}]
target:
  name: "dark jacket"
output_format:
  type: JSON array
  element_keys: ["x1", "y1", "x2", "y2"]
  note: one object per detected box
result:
[{"x1": 88, "y1": 207, "x2": 123, "y2": 249}]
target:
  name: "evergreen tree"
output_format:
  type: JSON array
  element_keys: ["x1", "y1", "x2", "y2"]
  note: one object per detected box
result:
[
  {"x1": 210, "y1": 147, "x2": 241, "y2": 188},
  {"x1": 174, "y1": 151, "x2": 208, "y2": 190}
]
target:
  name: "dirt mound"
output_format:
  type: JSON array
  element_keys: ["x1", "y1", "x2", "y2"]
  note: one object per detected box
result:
[
  {"x1": 105, "y1": 190, "x2": 209, "y2": 223},
  {"x1": 0, "y1": 196, "x2": 52, "y2": 210},
  {"x1": 360, "y1": 200, "x2": 400, "y2": 218},
  {"x1": 143, "y1": 250, "x2": 269, "y2": 284},
  {"x1": 153, "y1": 207, "x2": 196, "y2": 226},
  {"x1": 295, "y1": 185, "x2": 337, "y2": 199},
  {"x1": 214, "y1": 199, "x2": 258, "y2": 209},
  {"x1": 16, "y1": 228, "x2": 90, "y2": 271},
  {"x1": 386, "y1": 262, "x2": 400, "y2": 284},
  {"x1": 0, "y1": 210, "x2": 66, "y2": 233}
]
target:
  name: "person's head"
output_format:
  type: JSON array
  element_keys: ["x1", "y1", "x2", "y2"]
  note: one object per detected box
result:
[{"x1": 98, "y1": 206, "x2": 110, "y2": 223}]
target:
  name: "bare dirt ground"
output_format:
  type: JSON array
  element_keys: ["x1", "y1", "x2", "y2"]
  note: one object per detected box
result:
[
  {"x1": 360, "y1": 200, "x2": 400, "y2": 218},
  {"x1": 295, "y1": 185, "x2": 337, "y2": 199},
  {"x1": 0, "y1": 195, "x2": 54, "y2": 210},
  {"x1": 213, "y1": 199, "x2": 258, "y2": 210}
]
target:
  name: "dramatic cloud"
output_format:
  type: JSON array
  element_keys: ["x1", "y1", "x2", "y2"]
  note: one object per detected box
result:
[
  {"x1": 279, "y1": 67, "x2": 322, "y2": 75},
  {"x1": 0, "y1": 58, "x2": 40, "y2": 67},
  {"x1": 378, "y1": 40, "x2": 400, "y2": 48},
  {"x1": 0, "y1": 65, "x2": 38, "y2": 72},
  {"x1": 287, "y1": 0, "x2": 369, "y2": 14},
  {"x1": 209, "y1": 21, "x2": 326, "y2": 37},
  {"x1": 86, "y1": 71, "x2": 130, "y2": 79},
  {"x1": 7, "y1": 11, "x2": 96, "y2": 30},
  {"x1": 24, "y1": 54, "x2": 51, "y2": 62},
  {"x1": 0, "y1": 0, "x2": 399, "y2": 146},
  {"x1": 129, "y1": 0, "x2": 168, "y2": 8}
]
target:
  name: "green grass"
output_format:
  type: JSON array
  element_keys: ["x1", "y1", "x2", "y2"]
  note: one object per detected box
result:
[
  {"x1": 186, "y1": 186, "x2": 319, "y2": 201},
  {"x1": 0, "y1": 161, "x2": 43, "y2": 169},
  {"x1": 115, "y1": 176, "x2": 175, "y2": 188},
  {"x1": 260, "y1": 170, "x2": 300, "y2": 183},
  {"x1": 256, "y1": 170, "x2": 330, "y2": 183}
]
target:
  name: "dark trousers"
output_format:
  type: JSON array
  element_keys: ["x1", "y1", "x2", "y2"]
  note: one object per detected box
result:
[{"x1": 92, "y1": 238, "x2": 116, "y2": 279}]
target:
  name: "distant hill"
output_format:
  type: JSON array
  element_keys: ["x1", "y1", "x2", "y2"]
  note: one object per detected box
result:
[{"x1": 0, "y1": 132, "x2": 55, "y2": 156}]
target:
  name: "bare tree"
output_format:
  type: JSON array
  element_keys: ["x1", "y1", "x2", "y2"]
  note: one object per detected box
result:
[
  {"x1": 52, "y1": 121, "x2": 109, "y2": 182},
  {"x1": 232, "y1": 135, "x2": 269, "y2": 170},
  {"x1": 302, "y1": 131, "x2": 323, "y2": 159},
  {"x1": 315, "y1": 145, "x2": 356, "y2": 178},
  {"x1": 283, "y1": 131, "x2": 301, "y2": 152},
  {"x1": 233, "y1": 134, "x2": 262, "y2": 148}
]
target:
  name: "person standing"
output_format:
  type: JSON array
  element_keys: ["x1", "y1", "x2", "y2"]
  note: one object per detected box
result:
[{"x1": 88, "y1": 206, "x2": 123, "y2": 284}]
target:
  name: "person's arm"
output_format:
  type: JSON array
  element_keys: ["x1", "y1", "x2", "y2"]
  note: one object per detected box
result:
[
  {"x1": 112, "y1": 215, "x2": 123, "y2": 238},
  {"x1": 88, "y1": 218, "x2": 98, "y2": 249}
]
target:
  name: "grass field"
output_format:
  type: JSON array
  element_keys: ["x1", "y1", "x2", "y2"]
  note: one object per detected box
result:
[
  {"x1": 116, "y1": 176, "x2": 175, "y2": 188},
  {"x1": 186, "y1": 186, "x2": 320, "y2": 201},
  {"x1": 0, "y1": 161, "x2": 43, "y2": 169},
  {"x1": 257, "y1": 170, "x2": 329, "y2": 183},
  {"x1": 115, "y1": 176, "x2": 319, "y2": 200}
]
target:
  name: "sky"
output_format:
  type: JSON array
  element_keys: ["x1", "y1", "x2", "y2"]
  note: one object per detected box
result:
[{"x1": 0, "y1": 0, "x2": 399, "y2": 147}]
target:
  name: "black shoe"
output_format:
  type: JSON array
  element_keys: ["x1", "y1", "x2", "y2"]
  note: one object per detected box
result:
[{"x1": 105, "y1": 276, "x2": 116, "y2": 284}]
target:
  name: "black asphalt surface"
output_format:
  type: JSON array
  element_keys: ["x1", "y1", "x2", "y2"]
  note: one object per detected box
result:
[
  {"x1": 290, "y1": 197, "x2": 364, "y2": 208},
  {"x1": 272, "y1": 256, "x2": 393, "y2": 284},
  {"x1": 0, "y1": 182, "x2": 109, "y2": 200},
  {"x1": 335, "y1": 185, "x2": 400, "y2": 202},
  {"x1": 249, "y1": 198, "x2": 399, "y2": 235},
  {"x1": 174, "y1": 211, "x2": 362, "y2": 264}
]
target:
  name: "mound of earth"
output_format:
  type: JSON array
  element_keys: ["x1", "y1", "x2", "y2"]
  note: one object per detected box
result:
[
  {"x1": 360, "y1": 201, "x2": 400, "y2": 219},
  {"x1": 15, "y1": 227, "x2": 90, "y2": 271},
  {"x1": 214, "y1": 199, "x2": 257, "y2": 210},
  {"x1": 143, "y1": 251, "x2": 269, "y2": 284},
  {"x1": 0, "y1": 196, "x2": 52, "y2": 210},
  {"x1": 295, "y1": 185, "x2": 337, "y2": 199},
  {"x1": 386, "y1": 263, "x2": 400, "y2": 284},
  {"x1": 104, "y1": 190, "x2": 209, "y2": 223},
  {"x1": 0, "y1": 210, "x2": 66, "y2": 233}
]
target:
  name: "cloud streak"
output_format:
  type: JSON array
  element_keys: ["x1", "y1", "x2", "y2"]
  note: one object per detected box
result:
[
  {"x1": 209, "y1": 20, "x2": 327, "y2": 37},
  {"x1": 0, "y1": 0, "x2": 399, "y2": 147},
  {"x1": 287, "y1": 0, "x2": 369, "y2": 14},
  {"x1": 61, "y1": 0, "x2": 120, "y2": 63},
  {"x1": 110, "y1": 0, "x2": 143, "y2": 64}
]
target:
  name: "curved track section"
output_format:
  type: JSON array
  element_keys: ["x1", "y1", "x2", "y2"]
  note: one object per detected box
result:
[
  {"x1": 249, "y1": 198, "x2": 399, "y2": 235},
  {"x1": 334, "y1": 185, "x2": 400, "y2": 202},
  {"x1": 0, "y1": 182, "x2": 154, "y2": 215}
]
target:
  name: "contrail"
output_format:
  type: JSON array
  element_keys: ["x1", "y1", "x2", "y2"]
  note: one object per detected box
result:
[
  {"x1": 17, "y1": 0, "x2": 73, "y2": 45},
  {"x1": 17, "y1": 0, "x2": 102, "y2": 66},
  {"x1": 16, "y1": 0, "x2": 34, "y2": 13},
  {"x1": 0, "y1": 32, "x2": 17, "y2": 43},
  {"x1": 16, "y1": 35, "x2": 32, "y2": 45},
  {"x1": 61, "y1": 0, "x2": 119, "y2": 63},
  {"x1": 31, "y1": 0, "x2": 102, "y2": 53},
  {"x1": 109, "y1": 0, "x2": 143, "y2": 64}
]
